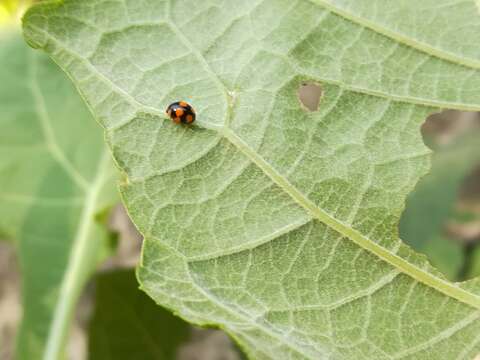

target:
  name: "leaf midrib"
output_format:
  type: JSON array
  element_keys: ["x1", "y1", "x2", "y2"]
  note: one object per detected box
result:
[
  {"x1": 24, "y1": 38, "x2": 115, "y2": 360},
  {"x1": 221, "y1": 128, "x2": 480, "y2": 310},
  {"x1": 25, "y1": 3, "x2": 480, "y2": 311},
  {"x1": 44, "y1": 149, "x2": 111, "y2": 360}
]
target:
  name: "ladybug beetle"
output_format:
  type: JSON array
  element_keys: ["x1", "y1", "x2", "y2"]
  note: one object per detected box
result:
[{"x1": 166, "y1": 101, "x2": 196, "y2": 124}]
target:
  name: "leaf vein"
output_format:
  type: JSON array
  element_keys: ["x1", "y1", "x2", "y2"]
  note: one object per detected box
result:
[
  {"x1": 188, "y1": 217, "x2": 313, "y2": 262},
  {"x1": 392, "y1": 311, "x2": 480, "y2": 359},
  {"x1": 29, "y1": 52, "x2": 90, "y2": 191},
  {"x1": 221, "y1": 127, "x2": 480, "y2": 310},
  {"x1": 309, "y1": 0, "x2": 480, "y2": 70}
]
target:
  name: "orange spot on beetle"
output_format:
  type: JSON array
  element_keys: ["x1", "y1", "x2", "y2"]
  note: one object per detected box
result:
[
  {"x1": 179, "y1": 101, "x2": 188, "y2": 107},
  {"x1": 175, "y1": 108, "x2": 184, "y2": 117},
  {"x1": 186, "y1": 114, "x2": 193, "y2": 123},
  {"x1": 173, "y1": 117, "x2": 181, "y2": 124}
]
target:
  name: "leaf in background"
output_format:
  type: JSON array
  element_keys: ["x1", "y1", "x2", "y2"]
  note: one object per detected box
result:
[
  {"x1": 23, "y1": 0, "x2": 480, "y2": 359},
  {"x1": 471, "y1": 247, "x2": 480, "y2": 279},
  {"x1": 400, "y1": 133, "x2": 480, "y2": 280},
  {"x1": 88, "y1": 269, "x2": 189, "y2": 360},
  {"x1": 0, "y1": 31, "x2": 118, "y2": 358}
]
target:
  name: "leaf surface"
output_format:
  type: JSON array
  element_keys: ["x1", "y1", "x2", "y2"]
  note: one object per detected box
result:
[
  {"x1": 23, "y1": 1, "x2": 480, "y2": 358},
  {"x1": 0, "y1": 31, "x2": 118, "y2": 359}
]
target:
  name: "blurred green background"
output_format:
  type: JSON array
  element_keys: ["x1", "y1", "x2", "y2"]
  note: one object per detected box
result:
[{"x1": 401, "y1": 110, "x2": 480, "y2": 282}]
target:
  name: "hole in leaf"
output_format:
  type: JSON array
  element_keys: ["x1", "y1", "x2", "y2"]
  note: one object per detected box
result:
[
  {"x1": 104, "y1": 204, "x2": 143, "y2": 268},
  {"x1": 421, "y1": 110, "x2": 480, "y2": 150},
  {"x1": 297, "y1": 82, "x2": 322, "y2": 111},
  {"x1": 402, "y1": 110, "x2": 480, "y2": 281}
]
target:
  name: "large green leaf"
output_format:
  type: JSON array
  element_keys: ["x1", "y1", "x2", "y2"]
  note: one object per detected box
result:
[
  {"x1": 23, "y1": 0, "x2": 480, "y2": 359},
  {"x1": 0, "y1": 31, "x2": 118, "y2": 358},
  {"x1": 88, "y1": 270, "x2": 190, "y2": 360}
]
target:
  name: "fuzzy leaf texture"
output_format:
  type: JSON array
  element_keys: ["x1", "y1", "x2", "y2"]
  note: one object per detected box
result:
[
  {"x1": 23, "y1": 1, "x2": 480, "y2": 359},
  {"x1": 0, "y1": 31, "x2": 118, "y2": 358}
]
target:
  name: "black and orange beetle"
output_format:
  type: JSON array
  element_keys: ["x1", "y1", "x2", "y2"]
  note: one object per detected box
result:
[{"x1": 166, "y1": 101, "x2": 196, "y2": 124}]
